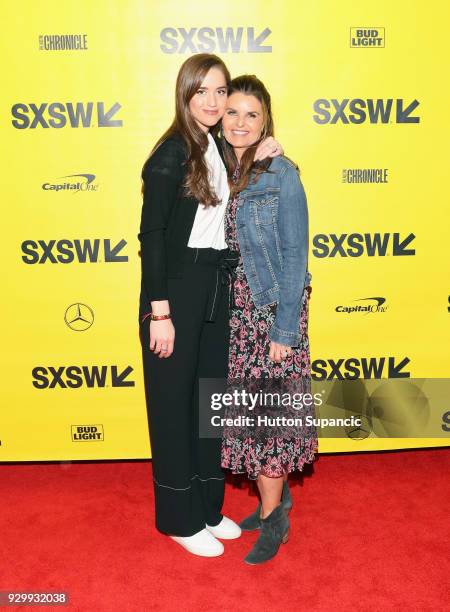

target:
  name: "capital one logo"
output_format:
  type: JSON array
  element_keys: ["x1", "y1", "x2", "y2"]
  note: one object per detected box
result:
[
  {"x1": 11, "y1": 102, "x2": 122, "y2": 129},
  {"x1": 312, "y1": 233, "x2": 415, "y2": 257},
  {"x1": 313, "y1": 99, "x2": 420, "y2": 124},
  {"x1": 336, "y1": 297, "x2": 388, "y2": 314},
  {"x1": 160, "y1": 27, "x2": 272, "y2": 54},
  {"x1": 42, "y1": 173, "x2": 98, "y2": 193}
]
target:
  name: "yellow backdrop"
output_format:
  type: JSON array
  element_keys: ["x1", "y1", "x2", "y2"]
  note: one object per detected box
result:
[{"x1": 1, "y1": 0, "x2": 449, "y2": 460}]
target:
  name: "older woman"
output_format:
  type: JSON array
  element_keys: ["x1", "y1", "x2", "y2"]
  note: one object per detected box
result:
[{"x1": 220, "y1": 75, "x2": 318, "y2": 564}]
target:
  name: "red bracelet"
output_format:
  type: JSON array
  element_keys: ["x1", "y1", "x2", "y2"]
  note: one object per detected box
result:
[{"x1": 150, "y1": 313, "x2": 171, "y2": 321}]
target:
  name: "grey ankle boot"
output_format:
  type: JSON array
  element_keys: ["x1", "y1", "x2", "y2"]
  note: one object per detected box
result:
[
  {"x1": 239, "y1": 480, "x2": 292, "y2": 532},
  {"x1": 243, "y1": 503, "x2": 290, "y2": 565}
]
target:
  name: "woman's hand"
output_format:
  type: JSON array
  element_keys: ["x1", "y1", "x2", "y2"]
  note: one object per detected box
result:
[
  {"x1": 150, "y1": 319, "x2": 175, "y2": 358},
  {"x1": 254, "y1": 136, "x2": 284, "y2": 161},
  {"x1": 149, "y1": 301, "x2": 174, "y2": 358},
  {"x1": 269, "y1": 341, "x2": 293, "y2": 363}
]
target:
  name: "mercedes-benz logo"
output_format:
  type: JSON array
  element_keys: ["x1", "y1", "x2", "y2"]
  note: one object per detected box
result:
[{"x1": 64, "y1": 303, "x2": 94, "y2": 331}]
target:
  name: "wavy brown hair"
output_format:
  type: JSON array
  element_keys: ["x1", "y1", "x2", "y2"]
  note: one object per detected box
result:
[
  {"x1": 146, "y1": 54, "x2": 231, "y2": 206},
  {"x1": 220, "y1": 75, "x2": 274, "y2": 195}
]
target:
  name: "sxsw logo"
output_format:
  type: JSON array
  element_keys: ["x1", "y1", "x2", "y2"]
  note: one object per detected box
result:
[
  {"x1": 312, "y1": 233, "x2": 415, "y2": 258},
  {"x1": 71, "y1": 425, "x2": 104, "y2": 441},
  {"x1": 312, "y1": 357, "x2": 411, "y2": 380},
  {"x1": 21, "y1": 239, "x2": 128, "y2": 264},
  {"x1": 350, "y1": 28, "x2": 385, "y2": 47},
  {"x1": 42, "y1": 174, "x2": 98, "y2": 193},
  {"x1": 442, "y1": 412, "x2": 450, "y2": 432},
  {"x1": 11, "y1": 102, "x2": 122, "y2": 129},
  {"x1": 160, "y1": 27, "x2": 272, "y2": 53},
  {"x1": 32, "y1": 366, "x2": 135, "y2": 388},
  {"x1": 313, "y1": 99, "x2": 420, "y2": 124}
]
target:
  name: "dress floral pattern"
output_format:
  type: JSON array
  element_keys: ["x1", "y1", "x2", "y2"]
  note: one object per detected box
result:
[{"x1": 221, "y1": 177, "x2": 318, "y2": 480}]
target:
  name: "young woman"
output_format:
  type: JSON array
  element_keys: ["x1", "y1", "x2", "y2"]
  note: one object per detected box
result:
[
  {"x1": 138, "y1": 55, "x2": 283, "y2": 558},
  {"x1": 220, "y1": 75, "x2": 318, "y2": 564}
]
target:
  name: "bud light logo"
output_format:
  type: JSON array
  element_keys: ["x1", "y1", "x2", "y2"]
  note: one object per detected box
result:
[
  {"x1": 350, "y1": 28, "x2": 385, "y2": 47},
  {"x1": 71, "y1": 425, "x2": 104, "y2": 441}
]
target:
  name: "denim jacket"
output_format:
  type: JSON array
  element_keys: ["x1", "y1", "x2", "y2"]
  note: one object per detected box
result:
[{"x1": 235, "y1": 156, "x2": 311, "y2": 347}]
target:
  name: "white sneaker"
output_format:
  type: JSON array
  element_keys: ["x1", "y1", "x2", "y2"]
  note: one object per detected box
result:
[
  {"x1": 206, "y1": 516, "x2": 242, "y2": 540},
  {"x1": 169, "y1": 528, "x2": 224, "y2": 557}
]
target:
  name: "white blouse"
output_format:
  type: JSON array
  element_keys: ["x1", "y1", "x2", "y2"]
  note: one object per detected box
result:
[{"x1": 187, "y1": 133, "x2": 229, "y2": 250}]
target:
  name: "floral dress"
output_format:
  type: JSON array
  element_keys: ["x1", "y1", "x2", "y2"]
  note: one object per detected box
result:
[{"x1": 220, "y1": 178, "x2": 318, "y2": 480}]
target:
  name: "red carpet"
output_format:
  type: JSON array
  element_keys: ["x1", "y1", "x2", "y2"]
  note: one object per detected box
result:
[{"x1": 1, "y1": 449, "x2": 449, "y2": 611}]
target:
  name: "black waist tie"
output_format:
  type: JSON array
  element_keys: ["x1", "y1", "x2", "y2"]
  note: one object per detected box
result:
[
  {"x1": 205, "y1": 250, "x2": 240, "y2": 322},
  {"x1": 183, "y1": 247, "x2": 239, "y2": 322}
]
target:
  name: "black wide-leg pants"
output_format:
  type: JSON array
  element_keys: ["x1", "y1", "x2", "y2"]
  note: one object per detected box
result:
[{"x1": 140, "y1": 247, "x2": 230, "y2": 537}]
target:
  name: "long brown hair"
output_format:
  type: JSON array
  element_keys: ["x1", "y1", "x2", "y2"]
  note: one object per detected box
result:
[
  {"x1": 146, "y1": 54, "x2": 231, "y2": 206},
  {"x1": 221, "y1": 75, "x2": 274, "y2": 194}
]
